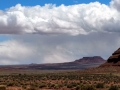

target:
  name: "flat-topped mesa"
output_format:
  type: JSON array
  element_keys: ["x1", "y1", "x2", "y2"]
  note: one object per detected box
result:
[
  {"x1": 100, "y1": 48, "x2": 120, "y2": 67},
  {"x1": 74, "y1": 56, "x2": 105, "y2": 64}
]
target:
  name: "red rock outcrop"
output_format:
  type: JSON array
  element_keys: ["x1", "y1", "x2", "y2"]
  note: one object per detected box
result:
[{"x1": 100, "y1": 48, "x2": 120, "y2": 67}]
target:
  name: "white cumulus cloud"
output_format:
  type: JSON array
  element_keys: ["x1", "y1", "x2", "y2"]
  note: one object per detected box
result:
[
  {"x1": 0, "y1": 0, "x2": 120, "y2": 35},
  {"x1": 110, "y1": 0, "x2": 120, "y2": 11}
]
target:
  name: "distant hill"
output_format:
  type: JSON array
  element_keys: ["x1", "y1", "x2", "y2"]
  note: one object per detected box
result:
[
  {"x1": 74, "y1": 56, "x2": 105, "y2": 64},
  {"x1": 0, "y1": 56, "x2": 106, "y2": 70}
]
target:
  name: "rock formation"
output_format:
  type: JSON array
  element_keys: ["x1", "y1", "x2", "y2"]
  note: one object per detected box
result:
[
  {"x1": 100, "y1": 48, "x2": 120, "y2": 67},
  {"x1": 74, "y1": 56, "x2": 105, "y2": 64}
]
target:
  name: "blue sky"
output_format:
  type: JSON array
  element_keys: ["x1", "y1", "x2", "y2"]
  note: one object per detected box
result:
[
  {"x1": 0, "y1": 0, "x2": 110, "y2": 10},
  {"x1": 0, "y1": 35, "x2": 11, "y2": 42}
]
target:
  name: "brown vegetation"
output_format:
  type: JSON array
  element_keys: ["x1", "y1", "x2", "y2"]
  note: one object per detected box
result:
[{"x1": 0, "y1": 70, "x2": 119, "y2": 90}]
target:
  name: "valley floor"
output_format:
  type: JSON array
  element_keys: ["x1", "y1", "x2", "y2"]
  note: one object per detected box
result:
[{"x1": 0, "y1": 68, "x2": 120, "y2": 90}]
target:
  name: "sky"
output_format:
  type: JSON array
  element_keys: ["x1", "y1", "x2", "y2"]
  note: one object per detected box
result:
[
  {"x1": 0, "y1": 0, "x2": 110, "y2": 10},
  {"x1": 0, "y1": 0, "x2": 120, "y2": 65}
]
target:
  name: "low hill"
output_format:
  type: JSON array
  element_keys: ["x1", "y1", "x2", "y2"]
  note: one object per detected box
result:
[
  {"x1": 0, "y1": 56, "x2": 105, "y2": 70},
  {"x1": 74, "y1": 56, "x2": 105, "y2": 64}
]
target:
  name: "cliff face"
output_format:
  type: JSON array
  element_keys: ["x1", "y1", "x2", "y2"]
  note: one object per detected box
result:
[{"x1": 100, "y1": 48, "x2": 120, "y2": 67}]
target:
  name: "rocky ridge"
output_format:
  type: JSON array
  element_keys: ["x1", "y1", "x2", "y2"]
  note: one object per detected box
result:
[{"x1": 100, "y1": 48, "x2": 120, "y2": 67}]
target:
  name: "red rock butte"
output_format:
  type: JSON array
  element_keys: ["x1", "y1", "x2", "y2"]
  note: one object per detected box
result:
[{"x1": 100, "y1": 48, "x2": 120, "y2": 67}]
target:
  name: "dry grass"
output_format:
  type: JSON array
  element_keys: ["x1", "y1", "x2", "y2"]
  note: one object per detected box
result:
[
  {"x1": 6, "y1": 87, "x2": 23, "y2": 90},
  {"x1": 0, "y1": 68, "x2": 120, "y2": 90}
]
